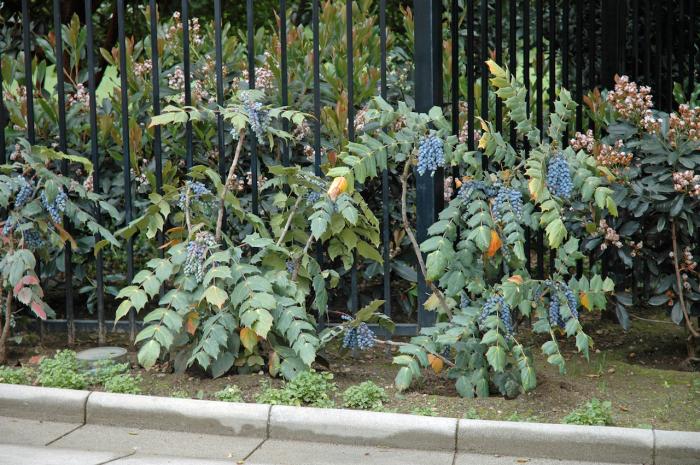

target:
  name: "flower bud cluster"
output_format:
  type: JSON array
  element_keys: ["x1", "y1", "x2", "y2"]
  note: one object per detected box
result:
[
  {"x1": 668, "y1": 104, "x2": 700, "y2": 147},
  {"x1": 597, "y1": 219, "x2": 622, "y2": 250},
  {"x1": 672, "y1": 170, "x2": 700, "y2": 197},
  {"x1": 606, "y1": 75, "x2": 661, "y2": 133}
]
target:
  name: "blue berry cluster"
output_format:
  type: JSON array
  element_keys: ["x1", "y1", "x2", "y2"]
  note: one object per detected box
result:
[
  {"x1": 23, "y1": 229, "x2": 44, "y2": 249},
  {"x1": 178, "y1": 181, "x2": 211, "y2": 209},
  {"x1": 479, "y1": 294, "x2": 514, "y2": 334},
  {"x1": 548, "y1": 298, "x2": 565, "y2": 328},
  {"x1": 40, "y1": 190, "x2": 67, "y2": 224},
  {"x1": 285, "y1": 260, "x2": 295, "y2": 274},
  {"x1": 342, "y1": 317, "x2": 376, "y2": 350},
  {"x1": 493, "y1": 186, "x2": 523, "y2": 221},
  {"x1": 2, "y1": 216, "x2": 14, "y2": 236},
  {"x1": 546, "y1": 154, "x2": 573, "y2": 199},
  {"x1": 306, "y1": 191, "x2": 321, "y2": 206},
  {"x1": 458, "y1": 180, "x2": 498, "y2": 202},
  {"x1": 563, "y1": 284, "x2": 579, "y2": 319},
  {"x1": 417, "y1": 136, "x2": 445, "y2": 176},
  {"x1": 460, "y1": 292, "x2": 470, "y2": 310},
  {"x1": 14, "y1": 177, "x2": 34, "y2": 209},
  {"x1": 245, "y1": 99, "x2": 271, "y2": 143},
  {"x1": 183, "y1": 231, "x2": 217, "y2": 282}
]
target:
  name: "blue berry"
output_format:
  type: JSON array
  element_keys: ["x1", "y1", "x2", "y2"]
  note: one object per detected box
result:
[
  {"x1": 493, "y1": 186, "x2": 523, "y2": 222},
  {"x1": 183, "y1": 231, "x2": 217, "y2": 283},
  {"x1": 245, "y1": 99, "x2": 271, "y2": 143},
  {"x1": 40, "y1": 190, "x2": 67, "y2": 224},
  {"x1": 23, "y1": 229, "x2": 44, "y2": 249},
  {"x1": 546, "y1": 154, "x2": 573, "y2": 199},
  {"x1": 480, "y1": 294, "x2": 513, "y2": 334},
  {"x1": 306, "y1": 192, "x2": 321, "y2": 206},
  {"x1": 14, "y1": 177, "x2": 34, "y2": 209},
  {"x1": 417, "y1": 136, "x2": 445, "y2": 176},
  {"x1": 562, "y1": 284, "x2": 579, "y2": 319},
  {"x1": 2, "y1": 216, "x2": 14, "y2": 236},
  {"x1": 178, "y1": 181, "x2": 211, "y2": 209},
  {"x1": 342, "y1": 322, "x2": 375, "y2": 350},
  {"x1": 285, "y1": 260, "x2": 295, "y2": 274},
  {"x1": 458, "y1": 180, "x2": 498, "y2": 202},
  {"x1": 460, "y1": 292, "x2": 470, "y2": 310},
  {"x1": 548, "y1": 297, "x2": 565, "y2": 328}
]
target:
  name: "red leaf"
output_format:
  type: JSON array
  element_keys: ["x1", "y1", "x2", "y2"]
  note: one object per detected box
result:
[
  {"x1": 30, "y1": 301, "x2": 47, "y2": 320},
  {"x1": 13, "y1": 275, "x2": 40, "y2": 296}
]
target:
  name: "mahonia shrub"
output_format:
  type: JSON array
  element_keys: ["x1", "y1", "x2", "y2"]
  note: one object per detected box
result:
[
  {"x1": 114, "y1": 90, "x2": 388, "y2": 379},
  {"x1": 576, "y1": 76, "x2": 700, "y2": 351},
  {"x1": 0, "y1": 144, "x2": 119, "y2": 363},
  {"x1": 333, "y1": 61, "x2": 616, "y2": 397}
]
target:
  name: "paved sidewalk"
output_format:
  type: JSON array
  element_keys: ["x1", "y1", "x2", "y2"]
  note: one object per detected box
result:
[{"x1": 0, "y1": 418, "x2": 629, "y2": 465}]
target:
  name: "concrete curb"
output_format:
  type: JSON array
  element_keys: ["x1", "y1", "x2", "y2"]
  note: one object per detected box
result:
[
  {"x1": 458, "y1": 419, "x2": 654, "y2": 464},
  {"x1": 86, "y1": 391, "x2": 269, "y2": 438},
  {"x1": 0, "y1": 384, "x2": 89, "y2": 424},
  {"x1": 268, "y1": 405, "x2": 457, "y2": 451},
  {"x1": 2, "y1": 384, "x2": 699, "y2": 464}
]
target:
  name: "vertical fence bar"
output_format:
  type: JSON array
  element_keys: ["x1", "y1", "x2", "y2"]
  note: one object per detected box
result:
[
  {"x1": 535, "y1": 0, "x2": 544, "y2": 280},
  {"x1": 346, "y1": 0, "x2": 358, "y2": 314},
  {"x1": 117, "y1": 0, "x2": 135, "y2": 343},
  {"x1": 21, "y1": 0, "x2": 35, "y2": 145},
  {"x1": 588, "y1": 1, "x2": 597, "y2": 90},
  {"x1": 451, "y1": 0, "x2": 459, "y2": 138},
  {"x1": 575, "y1": 0, "x2": 583, "y2": 278},
  {"x1": 215, "y1": 0, "x2": 226, "y2": 176},
  {"x1": 182, "y1": 0, "x2": 193, "y2": 169},
  {"x1": 480, "y1": 0, "x2": 489, "y2": 143},
  {"x1": 247, "y1": 0, "x2": 259, "y2": 215},
  {"x1": 523, "y1": 0, "x2": 531, "y2": 273},
  {"x1": 280, "y1": 0, "x2": 290, "y2": 166},
  {"x1": 508, "y1": 0, "x2": 516, "y2": 146},
  {"x1": 467, "y1": 0, "x2": 475, "y2": 152},
  {"x1": 547, "y1": 0, "x2": 556, "y2": 274},
  {"x1": 689, "y1": 0, "x2": 696, "y2": 97},
  {"x1": 644, "y1": 0, "x2": 651, "y2": 83},
  {"x1": 85, "y1": 0, "x2": 106, "y2": 344},
  {"x1": 53, "y1": 0, "x2": 74, "y2": 345},
  {"x1": 632, "y1": 0, "x2": 638, "y2": 79},
  {"x1": 654, "y1": 1, "x2": 661, "y2": 101},
  {"x1": 665, "y1": 3, "x2": 672, "y2": 111},
  {"x1": 495, "y1": 0, "x2": 502, "y2": 133},
  {"x1": 0, "y1": 45, "x2": 4, "y2": 163},
  {"x1": 150, "y1": 0, "x2": 165, "y2": 272},
  {"x1": 312, "y1": 0, "x2": 321, "y2": 178},
  {"x1": 414, "y1": 0, "x2": 443, "y2": 329},
  {"x1": 380, "y1": 0, "x2": 391, "y2": 322}
]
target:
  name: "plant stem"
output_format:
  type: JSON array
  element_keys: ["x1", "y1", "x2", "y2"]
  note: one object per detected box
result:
[
  {"x1": 400, "y1": 158, "x2": 452, "y2": 317},
  {"x1": 184, "y1": 184, "x2": 192, "y2": 238},
  {"x1": 0, "y1": 290, "x2": 10, "y2": 365},
  {"x1": 215, "y1": 129, "x2": 246, "y2": 242},
  {"x1": 291, "y1": 233, "x2": 315, "y2": 282},
  {"x1": 372, "y1": 337, "x2": 456, "y2": 368},
  {"x1": 670, "y1": 220, "x2": 699, "y2": 337},
  {"x1": 276, "y1": 195, "x2": 304, "y2": 247}
]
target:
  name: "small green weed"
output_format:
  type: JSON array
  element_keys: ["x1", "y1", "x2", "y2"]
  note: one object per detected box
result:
[
  {"x1": 103, "y1": 373, "x2": 142, "y2": 394},
  {"x1": 463, "y1": 408, "x2": 481, "y2": 420},
  {"x1": 37, "y1": 350, "x2": 89, "y2": 389},
  {"x1": 171, "y1": 390, "x2": 190, "y2": 398},
  {"x1": 342, "y1": 381, "x2": 388, "y2": 410},
  {"x1": 213, "y1": 385, "x2": 243, "y2": 402},
  {"x1": 411, "y1": 406, "x2": 437, "y2": 416},
  {"x1": 0, "y1": 366, "x2": 32, "y2": 385},
  {"x1": 562, "y1": 398, "x2": 613, "y2": 426},
  {"x1": 90, "y1": 360, "x2": 129, "y2": 385},
  {"x1": 256, "y1": 371, "x2": 335, "y2": 407}
]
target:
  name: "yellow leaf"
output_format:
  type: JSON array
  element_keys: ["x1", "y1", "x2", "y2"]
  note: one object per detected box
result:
[
  {"x1": 478, "y1": 132, "x2": 489, "y2": 150},
  {"x1": 454, "y1": 178, "x2": 463, "y2": 188},
  {"x1": 54, "y1": 222, "x2": 78, "y2": 250},
  {"x1": 508, "y1": 275, "x2": 524, "y2": 285},
  {"x1": 240, "y1": 327, "x2": 259, "y2": 351},
  {"x1": 580, "y1": 292, "x2": 592, "y2": 311},
  {"x1": 327, "y1": 176, "x2": 348, "y2": 201},
  {"x1": 528, "y1": 178, "x2": 539, "y2": 200},
  {"x1": 486, "y1": 230, "x2": 502, "y2": 258},
  {"x1": 428, "y1": 354, "x2": 444, "y2": 374}
]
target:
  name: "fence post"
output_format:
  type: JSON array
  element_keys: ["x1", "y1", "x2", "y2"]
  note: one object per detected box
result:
[
  {"x1": 413, "y1": 0, "x2": 443, "y2": 329},
  {"x1": 601, "y1": 0, "x2": 626, "y2": 87}
]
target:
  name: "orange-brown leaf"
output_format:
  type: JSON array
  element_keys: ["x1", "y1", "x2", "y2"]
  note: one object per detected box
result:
[
  {"x1": 508, "y1": 275, "x2": 524, "y2": 285},
  {"x1": 486, "y1": 230, "x2": 502, "y2": 258},
  {"x1": 580, "y1": 292, "x2": 592, "y2": 311},
  {"x1": 185, "y1": 311, "x2": 199, "y2": 335},
  {"x1": 428, "y1": 354, "x2": 444, "y2": 374},
  {"x1": 327, "y1": 176, "x2": 348, "y2": 201},
  {"x1": 54, "y1": 222, "x2": 78, "y2": 250}
]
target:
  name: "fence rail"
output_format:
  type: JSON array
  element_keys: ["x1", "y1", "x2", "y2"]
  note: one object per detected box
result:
[{"x1": 1, "y1": 0, "x2": 697, "y2": 343}]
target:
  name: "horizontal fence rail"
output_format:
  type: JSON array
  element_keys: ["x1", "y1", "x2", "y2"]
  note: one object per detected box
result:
[{"x1": 0, "y1": 0, "x2": 697, "y2": 344}]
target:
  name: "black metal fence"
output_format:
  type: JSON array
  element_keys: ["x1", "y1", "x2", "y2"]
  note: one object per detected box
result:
[{"x1": 1, "y1": 0, "x2": 698, "y2": 343}]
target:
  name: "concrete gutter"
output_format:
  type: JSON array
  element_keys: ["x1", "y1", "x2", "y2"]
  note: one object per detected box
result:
[{"x1": 1, "y1": 384, "x2": 698, "y2": 465}]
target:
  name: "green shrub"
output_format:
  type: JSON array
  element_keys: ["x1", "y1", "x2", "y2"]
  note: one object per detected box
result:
[
  {"x1": 213, "y1": 385, "x2": 243, "y2": 402},
  {"x1": 342, "y1": 381, "x2": 389, "y2": 410},
  {"x1": 103, "y1": 373, "x2": 142, "y2": 394},
  {"x1": 37, "y1": 350, "x2": 89, "y2": 390},
  {"x1": 463, "y1": 408, "x2": 481, "y2": 420},
  {"x1": 563, "y1": 399, "x2": 613, "y2": 426},
  {"x1": 0, "y1": 366, "x2": 32, "y2": 385},
  {"x1": 256, "y1": 385, "x2": 299, "y2": 406}
]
